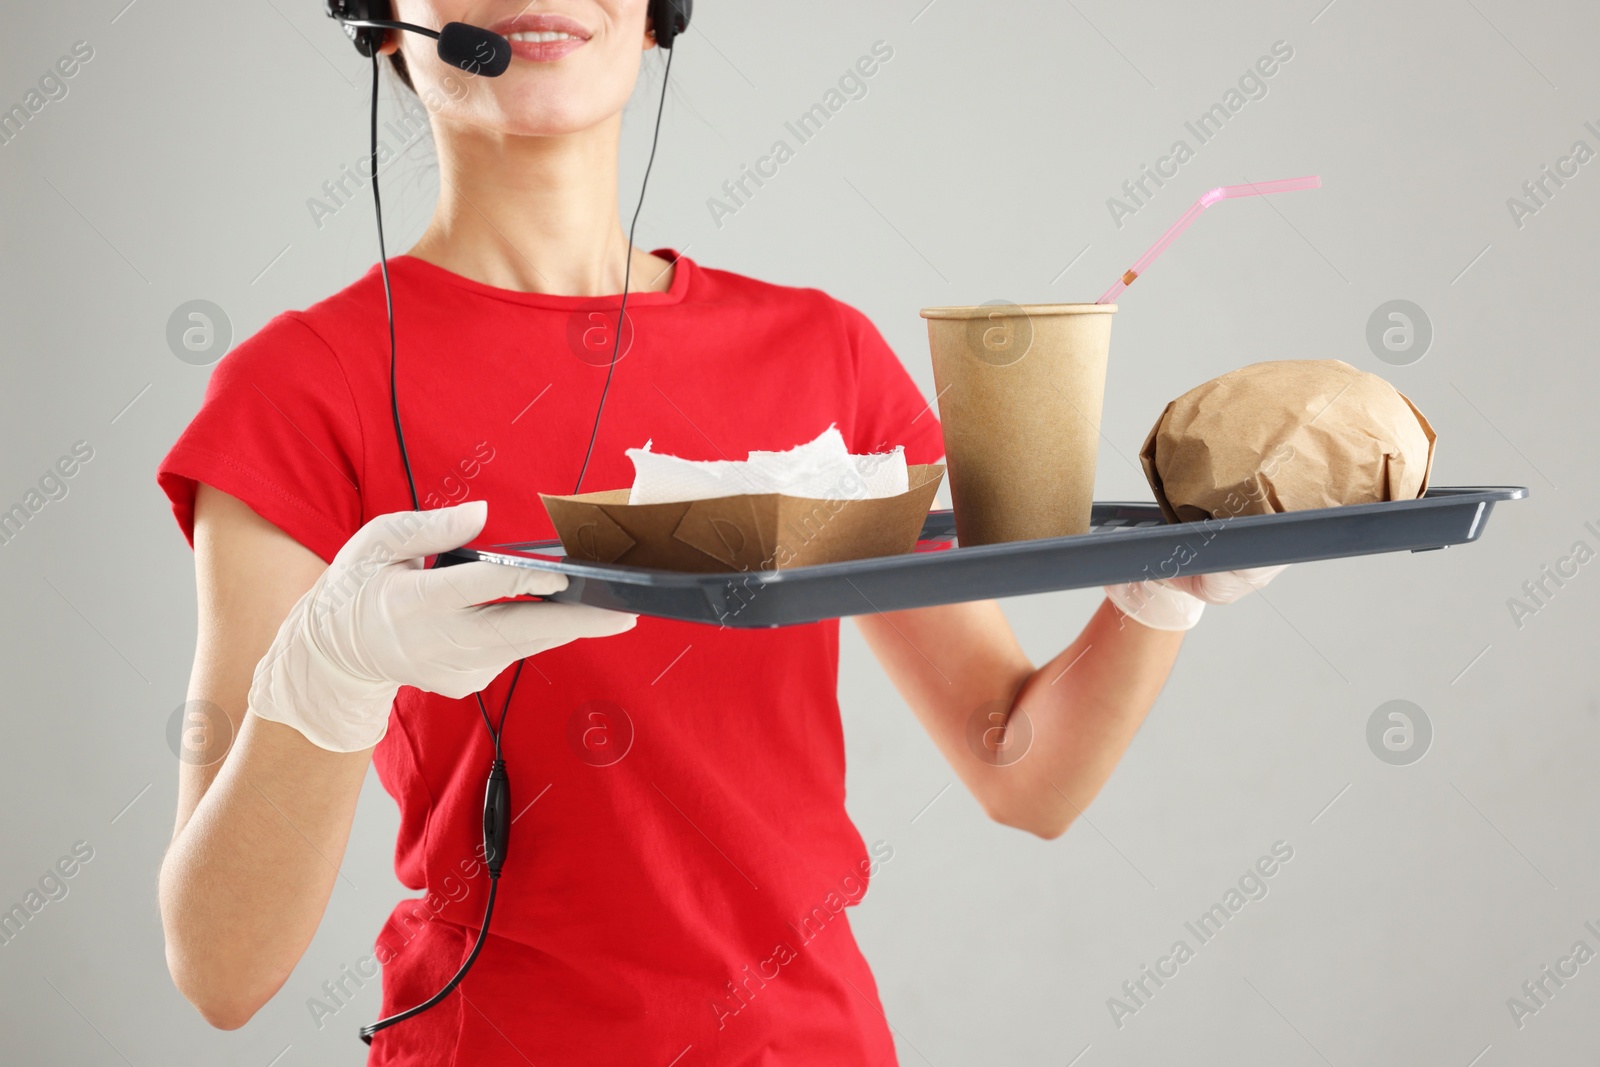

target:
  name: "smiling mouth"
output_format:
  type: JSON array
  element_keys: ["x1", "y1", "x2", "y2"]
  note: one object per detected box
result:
[
  {"x1": 490, "y1": 14, "x2": 594, "y2": 62},
  {"x1": 505, "y1": 31, "x2": 583, "y2": 43}
]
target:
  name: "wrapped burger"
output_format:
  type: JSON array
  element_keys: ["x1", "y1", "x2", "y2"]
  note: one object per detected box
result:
[{"x1": 1140, "y1": 359, "x2": 1436, "y2": 523}]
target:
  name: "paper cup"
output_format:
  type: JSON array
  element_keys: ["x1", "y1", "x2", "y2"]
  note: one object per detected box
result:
[{"x1": 921, "y1": 302, "x2": 1115, "y2": 544}]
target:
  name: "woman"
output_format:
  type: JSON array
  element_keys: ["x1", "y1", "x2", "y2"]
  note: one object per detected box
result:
[{"x1": 156, "y1": 2, "x2": 1278, "y2": 1062}]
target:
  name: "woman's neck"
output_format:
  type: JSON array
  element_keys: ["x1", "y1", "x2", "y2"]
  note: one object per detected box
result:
[{"x1": 406, "y1": 112, "x2": 672, "y2": 296}]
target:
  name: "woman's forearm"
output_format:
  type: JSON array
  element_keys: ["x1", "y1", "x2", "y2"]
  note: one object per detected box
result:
[
  {"x1": 995, "y1": 598, "x2": 1184, "y2": 836},
  {"x1": 859, "y1": 597, "x2": 1184, "y2": 839},
  {"x1": 159, "y1": 715, "x2": 371, "y2": 1029}
]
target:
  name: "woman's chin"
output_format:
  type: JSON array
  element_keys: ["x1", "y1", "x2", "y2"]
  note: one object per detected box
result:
[{"x1": 504, "y1": 109, "x2": 625, "y2": 139}]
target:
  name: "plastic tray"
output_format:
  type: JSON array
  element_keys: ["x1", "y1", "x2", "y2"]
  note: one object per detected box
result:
[{"x1": 440, "y1": 487, "x2": 1526, "y2": 629}]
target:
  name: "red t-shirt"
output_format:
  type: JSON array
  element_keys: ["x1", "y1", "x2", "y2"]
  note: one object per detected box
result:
[{"x1": 157, "y1": 250, "x2": 945, "y2": 1066}]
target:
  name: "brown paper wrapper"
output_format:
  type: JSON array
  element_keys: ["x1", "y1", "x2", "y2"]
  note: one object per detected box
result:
[
  {"x1": 540, "y1": 465, "x2": 945, "y2": 573},
  {"x1": 1140, "y1": 360, "x2": 1436, "y2": 523}
]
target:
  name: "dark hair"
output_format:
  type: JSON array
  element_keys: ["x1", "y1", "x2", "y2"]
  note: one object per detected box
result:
[{"x1": 389, "y1": 50, "x2": 415, "y2": 91}]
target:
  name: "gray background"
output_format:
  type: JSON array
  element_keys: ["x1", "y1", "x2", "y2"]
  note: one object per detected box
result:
[{"x1": 2, "y1": 0, "x2": 1597, "y2": 1064}]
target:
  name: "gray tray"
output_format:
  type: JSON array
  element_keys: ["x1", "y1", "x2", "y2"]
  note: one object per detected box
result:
[{"x1": 439, "y1": 486, "x2": 1526, "y2": 629}]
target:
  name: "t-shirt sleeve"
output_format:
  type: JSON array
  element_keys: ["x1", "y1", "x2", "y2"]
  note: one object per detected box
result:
[
  {"x1": 835, "y1": 299, "x2": 946, "y2": 465},
  {"x1": 156, "y1": 312, "x2": 365, "y2": 565}
]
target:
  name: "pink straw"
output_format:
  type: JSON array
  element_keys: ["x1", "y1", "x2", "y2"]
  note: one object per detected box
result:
[{"x1": 1096, "y1": 175, "x2": 1322, "y2": 304}]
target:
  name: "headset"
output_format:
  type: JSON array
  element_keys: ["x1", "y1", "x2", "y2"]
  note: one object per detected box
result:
[
  {"x1": 322, "y1": 0, "x2": 690, "y2": 1044},
  {"x1": 327, "y1": 0, "x2": 689, "y2": 59}
]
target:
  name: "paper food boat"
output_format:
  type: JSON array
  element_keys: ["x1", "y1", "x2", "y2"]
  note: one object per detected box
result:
[{"x1": 540, "y1": 465, "x2": 945, "y2": 573}]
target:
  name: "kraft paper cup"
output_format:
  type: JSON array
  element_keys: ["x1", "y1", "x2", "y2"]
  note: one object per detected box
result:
[{"x1": 921, "y1": 301, "x2": 1116, "y2": 544}]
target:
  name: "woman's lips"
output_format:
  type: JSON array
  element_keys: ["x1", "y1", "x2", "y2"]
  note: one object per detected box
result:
[
  {"x1": 504, "y1": 33, "x2": 587, "y2": 62},
  {"x1": 491, "y1": 14, "x2": 592, "y2": 63}
]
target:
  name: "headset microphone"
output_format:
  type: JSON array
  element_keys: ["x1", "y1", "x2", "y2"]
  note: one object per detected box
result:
[
  {"x1": 434, "y1": 22, "x2": 512, "y2": 75},
  {"x1": 326, "y1": 6, "x2": 512, "y2": 76}
]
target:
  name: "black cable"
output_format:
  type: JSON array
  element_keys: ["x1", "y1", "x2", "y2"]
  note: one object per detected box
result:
[
  {"x1": 494, "y1": 659, "x2": 524, "y2": 741},
  {"x1": 474, "y1": 692, "x2": 499, "y2": 754},
  {"x1": 359, "y1": 880, "x2": 498, "y2": 1043},
  {"x1": 362, "y1": 51, "x2": 482, "y2": 1043},
  {"x1": 371, "y1": 53, "x2": 420, "y2": 512},
  {"x1": 472, "y1": 658, "x2": 520, "y2": 761},
  {"x1": 361, "y1": 673, "x2": 517, "y2": 1044},
  {"x1": 362, "y1": 662, "x2": 516, "y2": 1046},
  {"x1": 359, "y1": 40, "x2": 676, "y2": 1045},
  {"x1": 572, "y1": 44, "x2": 675, "y2": 495}
]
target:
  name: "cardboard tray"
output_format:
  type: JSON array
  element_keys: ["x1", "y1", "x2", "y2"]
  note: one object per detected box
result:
[
  {"x1": 438, "y1": 486, "x2": 1526, "y2": 629},
  {"x1": 538, "y1": 464, "x2": 945, "y2": 572}
]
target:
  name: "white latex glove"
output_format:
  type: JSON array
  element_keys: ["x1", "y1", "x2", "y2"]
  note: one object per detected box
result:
[
  {"x1": 1104, "y1": 565, "x2": 1288, "y2": 632},
  {"x1": 248, "y1": 500, "x2": 637, "y2": 752},
  {"x1": 1168, "y1": 566, "x2": 1290, "y2": 605}
]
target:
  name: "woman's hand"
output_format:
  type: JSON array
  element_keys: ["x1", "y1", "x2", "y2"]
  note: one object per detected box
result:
[
  {"x1": 249, "y1": 499, "x2": 637, "y2": 752},
  {"x1": 1104, "y1": 565, "x2": 1289, "y2": 631}
]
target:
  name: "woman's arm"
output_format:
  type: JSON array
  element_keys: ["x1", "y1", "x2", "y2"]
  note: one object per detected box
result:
[
  {"x1": 159, "y1": 483, "x2": 372, "y2": 1029},
  {"x1": 160, "y1": 485, "x2": 635, "y2": 1029},
  {"x1": 857, "y1": 596, "x2": 1183, "y2": 840}
]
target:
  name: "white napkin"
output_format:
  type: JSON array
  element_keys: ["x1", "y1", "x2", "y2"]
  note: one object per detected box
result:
[{"x1": 626, "y1": 425, "x2": 909, "y2": 505}]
